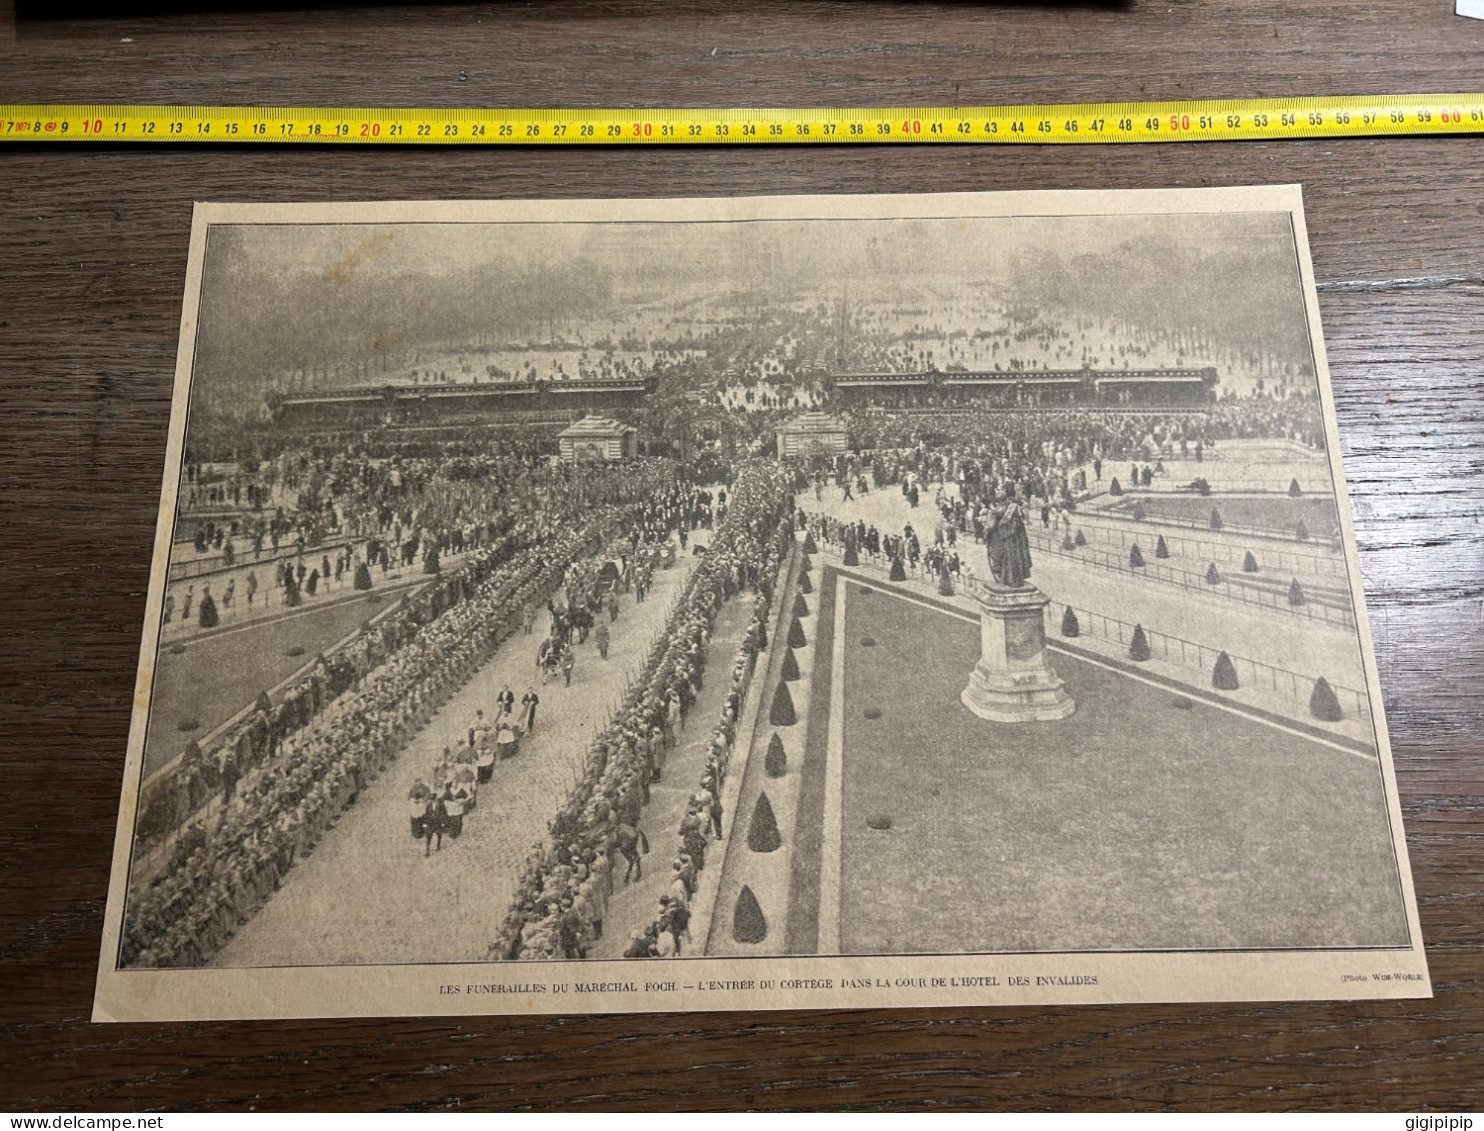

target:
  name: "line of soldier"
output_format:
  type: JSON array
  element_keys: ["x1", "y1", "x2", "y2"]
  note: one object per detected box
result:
[
  {"x1": 624, "y1": 573, "x2": 779, "y2": 959},
  {"x1": 485, "y1": 462, "x2": 795, "y2": 963},
  {"x1": 121, "y1": 504, "x2": 643, "y2": 969},
  {"x1": 155, "y1": 524, "x2": 534, "y2": 841}
]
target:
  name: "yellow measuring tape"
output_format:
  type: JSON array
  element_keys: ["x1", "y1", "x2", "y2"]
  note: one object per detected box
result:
[{"x1": 2, "y1": 96, "x2": 1481, "y2": 145}]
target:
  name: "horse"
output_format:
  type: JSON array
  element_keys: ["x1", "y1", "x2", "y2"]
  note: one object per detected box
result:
[
  {"x1": 536, "y1": 638, "x2": 560, "y2": 685},
  {"x1": 614, "y1": 823, "x2": 649, "y2": 883},
  {"x1": 570, "y1": 604, "x2": 593, "y2": 644}
]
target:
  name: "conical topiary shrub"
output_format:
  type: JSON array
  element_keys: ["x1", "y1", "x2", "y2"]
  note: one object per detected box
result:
[
  {"x1": 1209, "y1": 508, "x2": 1223, "y2": 531},
  {"x1": 802, "y1": 532, "x2": 818, "y2": 554},
  {"x1": 843, "y1": 541, "x2": 859, "y2": 566},
  {"x1": 1060, "y1": 606, "x2": 1080, "y2": 638},
  {"x1": 788, "y1": 615, "x2": 808, "y2": 649},
  {"x1": 1310, "y1": 676, "x2": 1343, "y2": 721},
  {"x1": 353, "y1": 562, "x2": 373, "y2": 590},
  {"x1": 1109, "y1": 477, "x2": 1123, "y2": 496},
  {"x1": 1243, "y1": 551, "x2": 1260, "y2": 573},
  {"x1": 1074, "y1": 529, "x2": 1087, "y2": 547},
  {"x1": 1206, "y1": 562, "x2": 1222, "y2": 585},
  {"x1": 1289, "y1": 478, "x2": 1303, "y2": 498},
  {"x1": 733, "y1": 884, "x2": 767, "y2": 943},
  {"x1": 747, "y1": 792, "x2": 782, "y2": 853},
  {"x1": 1289, "y1": 578, "x2": 1307, "y2": 606},
  {"x1": 799, "y1": 570, "x2": 813, "y2": 594},
  {"x1": 889, "y1": 556, "x2": 907, "y2": 582},
  {"x1": 937, "y1": 571, "x2": 955, "y2": 596},
  {"x1": 794, "y1": 593, "x2": 810, "y2": 619},
  {"x1": 781, "y1": 647, "x2": 801, "y2": 682},
  {"x1": 256, "y1": 690, "x2": 274, "y2": 715},
  {"x1": 1295, "y1": 521, "x2": 1309, "y2": 543},
  {"x1": 1132, "y1": 502, "x2": 1146, "y2": 522},
  {"x1": 1129, "y1": 623, "x2": 1152, "y2": 661},
  {"x1": 1129, "y1": 543, "x2": 1146, "y2": 568},
  {"x1": 198, "y1": 593, "x2": 219, "y2": 628},
  {"x1": 769, "y1": 681, "x2": 797, "y2": 726},
  {"x1": 1212, "y1": 651, "x2": 1240, "y2": 690},
  {"x1": 1155, "y1": 534, "x2": 1170, "y2": 559},
  {"x1": 800, "y1": 553, "x2": 812, "y2": 574},
  {"x1": 764, "y1": 732, "x2": 787, "y2": 777},
  {"x1": 1061, "y1": 533, "x2": 1075, "y2": 552}
]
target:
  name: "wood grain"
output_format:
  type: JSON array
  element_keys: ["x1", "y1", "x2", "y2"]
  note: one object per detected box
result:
[{"x1": 1, "y1": 0, "x2": 1482, "y2": 1110}]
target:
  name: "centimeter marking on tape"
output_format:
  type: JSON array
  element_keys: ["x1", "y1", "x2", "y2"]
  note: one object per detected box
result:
[{"x1": 2, "y1": 96, "x2": 1482, "y2": 145}]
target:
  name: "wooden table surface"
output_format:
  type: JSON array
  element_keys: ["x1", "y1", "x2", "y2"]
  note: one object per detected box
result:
[{"x1": 2, "y1": 0, "x2": 1482, "y2": 1111}]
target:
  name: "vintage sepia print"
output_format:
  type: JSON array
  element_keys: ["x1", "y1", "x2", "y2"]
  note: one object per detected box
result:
[{"x1": 94, "y1": 188, "x2": 1429, "y2": 1021}]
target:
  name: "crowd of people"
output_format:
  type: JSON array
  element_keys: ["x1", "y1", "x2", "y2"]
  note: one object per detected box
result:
[
  {"x1": 170, "y1": 442, "x2": 687, "y2": 596},
  {"x1": 621, "y1": 572, "x2": 781, "y2": 959},
  {"x1": 130, "y1": 299, "x2": 1341, "y2": 969},
  {"x1": 123, "y1": 480, "x2": 669, "y2": 968},
  {"x1": 784, "y1": 393, "x2": 1320, "y2": 541},
  {"x1": 801, "y1": 507, "x2": 972, "y2": 592},
  {"x1": 151, "y1": 519, "x2": 529, "y2": 843},
  {"x1": 839, "y1": 391, "x2": 1320, "y2": 465},
  {"x1": 1204, "y1": 391, "x2": 1325, "y2": 448},
  {"x1": 404, "y1": 690, "x2": 530, "y2": 858},
  {"x1": 484, "y1": 461, "x2": 795, "y2": 962}
]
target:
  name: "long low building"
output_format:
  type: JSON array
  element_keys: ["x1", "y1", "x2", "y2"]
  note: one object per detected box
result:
[
  {"x1": 830, "y1": 368, "x2": 1218, "y2": 406},
  {"x1": 270, "y1": 376, "x2": 653, "y2": 429}
]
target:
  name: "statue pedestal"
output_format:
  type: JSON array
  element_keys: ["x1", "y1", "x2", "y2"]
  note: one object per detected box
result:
[{"x1": 960, "y1": 583, "x2": 1076, "y2": 723}]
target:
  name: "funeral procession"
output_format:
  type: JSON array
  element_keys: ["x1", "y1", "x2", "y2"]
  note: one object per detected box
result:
[{"x1": 113, "y1": 207, "x2": 1410, "y2": 975}]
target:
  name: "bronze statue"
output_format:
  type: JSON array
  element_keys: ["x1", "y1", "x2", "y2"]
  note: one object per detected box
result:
[{"x1": 985, "y1": 501, "x2": 1033, "y2": 588}]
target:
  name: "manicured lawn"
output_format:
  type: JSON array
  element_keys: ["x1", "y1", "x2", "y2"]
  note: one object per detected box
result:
[
  {"x1": 1127, "y1": 493, "x2": 1340, "y2": 537},
  {"x1": 142, "y1": 591, "x2": 412, "y2": 776},
  {"x1": 831, "y1": 581, "x2": 1409, "y2": 954}
]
